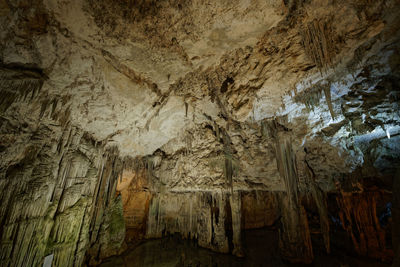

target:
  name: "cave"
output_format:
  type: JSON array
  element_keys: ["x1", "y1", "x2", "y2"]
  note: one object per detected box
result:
[{"x1": 0, "y1": 1, "x2": 400, "y2": 267}]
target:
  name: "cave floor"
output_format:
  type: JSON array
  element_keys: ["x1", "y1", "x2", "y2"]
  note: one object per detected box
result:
[{"x1": 99, "y1": 228, "x2": 390, "y2": 267}]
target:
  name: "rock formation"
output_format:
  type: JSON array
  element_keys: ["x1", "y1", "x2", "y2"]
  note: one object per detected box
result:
[{"x1": 0, "y1": 0, "x2": 399, "y2": 266}]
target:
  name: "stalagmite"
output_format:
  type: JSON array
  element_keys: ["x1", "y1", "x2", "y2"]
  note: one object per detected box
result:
[{"x1": 322, "y1": 84, "x2": 335, "y2": 120}]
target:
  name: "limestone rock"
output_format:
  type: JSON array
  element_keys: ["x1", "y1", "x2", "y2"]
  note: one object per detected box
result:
[{"x1": 0, "y1": 0, "x2": 399, "y2": 265}]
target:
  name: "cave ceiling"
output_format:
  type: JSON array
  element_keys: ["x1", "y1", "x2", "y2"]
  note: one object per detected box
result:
[{"x1": 1, "y1": 0, "x2": 399, "y2": 192}]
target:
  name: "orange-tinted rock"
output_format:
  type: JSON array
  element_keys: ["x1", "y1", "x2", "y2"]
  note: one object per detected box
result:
[
  {"x1": 117, "y1": 170, "x2": 151, "y2": 244},
  {"x1": 336, "y1": 191, "x2": 393, "y2": 262}
]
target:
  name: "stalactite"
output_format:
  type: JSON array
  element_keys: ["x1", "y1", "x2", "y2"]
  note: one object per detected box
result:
[
  {"x1": 221, "y1": 129, "x2": 239, "y2": 194},
  {"x1": 40, "y1": 98, "x2": 50, "y2": 118},
  {"x1": 146, "y1": 191, "x2": 231, "y2": 254},
  {"x1": 260, "y1": 120, "x2": 269, "y2": 139},
  {"x1": 214, "y1": 121, "x2": 220, "y2": 141},
  {"x1": 322, "y1": 84, "x2": 335, "y2": 120},
  {"x1": 278, "y1": 192, "x2": 313, "y2": 264},
  {"x1": 0, "y1": 108, "x2": 125, "y2": 267},
  {"x1": 224, "y1": 153, "x2": 234, "y2": 194},
  {"x1": 275, "y1": 136, "x2": 299, "y2": 206},
  {"x1": 293, "y1": 81, "x2": 336, "y2": 119},
  {"x1": 269, "y1": 122, "x2": 313, "y2": 264},
  {"x1": 185, "y1": 133, "x2": 192, "y2": 156},
  {"x1": 145, "y1": 156, "x2": 154, "y2": 190},
  {"x1": 300, "y1": 18, "x2": 337, "y2": 71},
  {"x1": 86, "y1": 147, "x2": 125, "y2": 265},
  {"x1": 0, "y1": 79, "x2": 43, "y2": 112},
  {"x1": 294, "y1": 85, "x2": 322, "y2": 111}
]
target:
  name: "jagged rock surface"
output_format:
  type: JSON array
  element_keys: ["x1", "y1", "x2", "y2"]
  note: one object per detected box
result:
[
  {"x1": 0, "y1": 67, "x2": 125, "y2": 266},
  {"x1": 0, "y1": 0, "x2": 400, "y2": 266}
]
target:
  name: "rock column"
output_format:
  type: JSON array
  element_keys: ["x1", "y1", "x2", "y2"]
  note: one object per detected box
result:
[
  {"x1": 274, "y1": 133, "x2": 313, "y2": 264},
  {"x1": 230, "y1": 191, "x2": 244, "y2": 257}
]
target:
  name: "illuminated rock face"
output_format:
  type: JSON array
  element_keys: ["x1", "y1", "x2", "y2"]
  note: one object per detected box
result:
[
  {"x1": 117, "y1": 170, "x2": 151, "y2": 244},
  {"x1": 1, "y1": 0, "x2": 400, "y2": 266},
  {"x1": 0, "y1": 99, "x2": 125, "y2": 266}
]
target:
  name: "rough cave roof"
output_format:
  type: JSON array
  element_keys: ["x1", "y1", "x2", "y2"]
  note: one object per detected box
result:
[{"x1": 1, "y1": 0, "x2": 399, "y2": 191}]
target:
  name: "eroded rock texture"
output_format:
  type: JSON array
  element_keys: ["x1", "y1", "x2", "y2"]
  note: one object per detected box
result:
[
  {"x1": 0, "y1": 67, "x2": 126, "y2": 266},
  {"x1": 0, "y1": 0, "x2": 400, "y2": 266}
]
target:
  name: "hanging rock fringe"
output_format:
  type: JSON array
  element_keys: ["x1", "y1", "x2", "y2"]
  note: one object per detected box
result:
[
  {"x1": 294, "y1": 82, "x2": 335, "y2": 119},
  {"x1": 294, "y1": 85, "x2": 322, "y2": 111},
  {"x1": 300, "y1": 18, "x2": 337, "y2": 71},
  {"x1": 0, "y1": 68, "x2": 45, "y2": 112},
  {"x1": 322, "y1": 84, "x2": 335, "y2": 120}
]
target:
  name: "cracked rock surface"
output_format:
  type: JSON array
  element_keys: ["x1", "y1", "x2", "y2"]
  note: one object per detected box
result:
[{"x1": 0, "y1": 0, "x2": 399, "y2": 266}]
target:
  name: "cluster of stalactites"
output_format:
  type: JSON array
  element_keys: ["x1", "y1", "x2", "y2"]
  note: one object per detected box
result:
[
  {"x1": 0, "y1": 66, "x2": 75, "y2": 128},
  {"x1": 0, "y1": 67, "x2": 44, "y2": 112},
  {"x1": 295, "y1": 17, "x2": 340, "y2": 120},
  {"x1": 293, "y1": 81, "x2": 336, "y2": 119},
  {"x1": 0, "y1": 65, "x2": 127, "y2": 266},
  {"x1": 300, "y1": 18, "x2": 339, "y2": 72},
  {"x1": 146, "y1": 190, "x2": 243, "y2": 256},
  {"x1": 120, "y1": 155, "x2": 157, "y2": 190}
]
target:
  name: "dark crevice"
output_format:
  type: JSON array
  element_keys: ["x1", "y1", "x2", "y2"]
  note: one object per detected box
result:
[{"x1": 220, "y1": 77, "x2": 234, "y2": 93}]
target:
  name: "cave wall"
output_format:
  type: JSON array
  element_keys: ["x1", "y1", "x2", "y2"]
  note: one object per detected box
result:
[
  {"x1": 0, "y1": 67, "x2": 125, "y2": 266},
  {"x1": 0, "y1": 0, "x2": 399, "y2": 265},
  {"x1": 241, "y1": 191, "x2": 280, "y2": 229}
]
